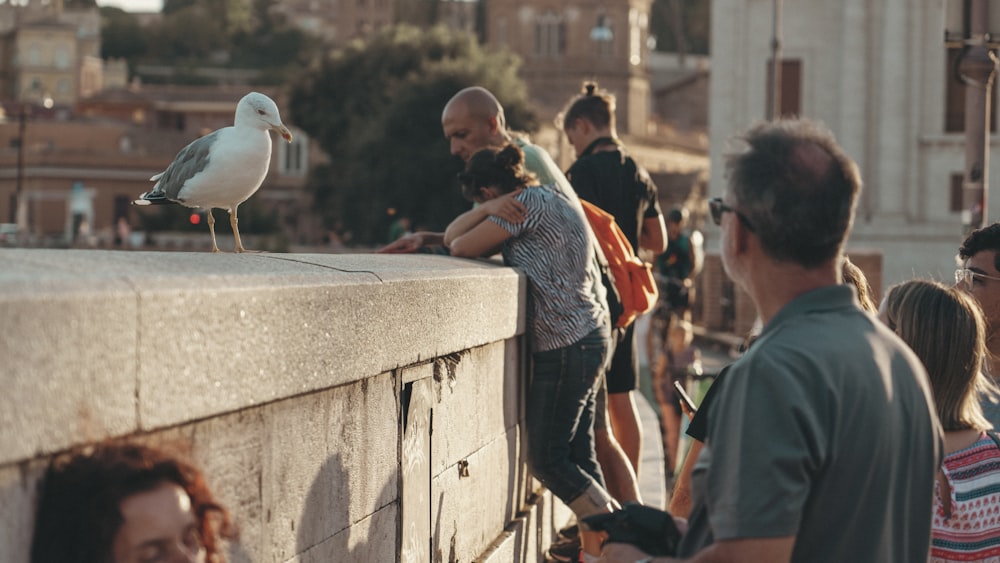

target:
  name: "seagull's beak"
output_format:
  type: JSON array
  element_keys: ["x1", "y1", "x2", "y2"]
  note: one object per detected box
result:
[{"x1": 273, "y1": 124, "x2": 293, "y2": 143}]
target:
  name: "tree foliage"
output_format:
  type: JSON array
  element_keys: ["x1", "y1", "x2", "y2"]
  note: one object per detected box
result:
[
  {"x1": 100, "y1": 0, "x2": 317, "y2": 85},
  {"x1": 650, "y1": 0, "x2": 710, "y2": 55},
  {"x1": 289, "y1": 25, "x2": 536, "y2": 245},
  {"x1": 99, "y1": 7, "x2": 148, "y2": 60}
]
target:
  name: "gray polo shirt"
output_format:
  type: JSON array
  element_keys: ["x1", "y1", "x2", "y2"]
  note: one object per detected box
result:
[{"x1": 679, "y1": 285, "x2": 942, "y2": 562}]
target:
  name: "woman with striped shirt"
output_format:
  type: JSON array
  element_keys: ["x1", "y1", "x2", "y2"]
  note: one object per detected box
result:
[
  {"x1": 445, "y1": 143, "x2": 616, "y2": 561},
  {"x1": 879, "y1": 279, "x2": 1000, "y2": 561}
]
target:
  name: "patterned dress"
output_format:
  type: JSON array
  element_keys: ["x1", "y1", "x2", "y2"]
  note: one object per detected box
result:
[{"x1": 931, "y1": 432, "x2": 1000, "y2": 562}]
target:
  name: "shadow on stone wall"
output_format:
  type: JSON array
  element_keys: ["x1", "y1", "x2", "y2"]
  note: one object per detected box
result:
[{"x1": 296, "y1": 452, "x2": 398, "y2": 562}]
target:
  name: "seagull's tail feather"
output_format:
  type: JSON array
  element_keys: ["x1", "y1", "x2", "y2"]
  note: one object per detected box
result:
[
  {"x1": 150, "y1": 172, "x2": 164, "y2": 182},
  {"x1": 133, "y1": 191, "x2": 176, "y2": 206}
]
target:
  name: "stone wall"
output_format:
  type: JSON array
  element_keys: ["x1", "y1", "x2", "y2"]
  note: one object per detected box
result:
[{"x1": 0, "y1": 249, "x2": 568, "y2": 563}]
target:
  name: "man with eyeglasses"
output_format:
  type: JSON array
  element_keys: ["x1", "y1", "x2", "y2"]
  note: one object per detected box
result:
[
  {"x1": 599, "y1": 119, "x2": 942, "y2": 563},
  {"x1": 957, "y1": 223, "x2": 1000, "y2": 428}
]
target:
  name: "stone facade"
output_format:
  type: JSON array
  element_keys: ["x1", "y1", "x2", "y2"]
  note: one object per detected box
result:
[
  {"x1": 485, "y1": 0, "x2": 654, "y2": 136},
  {"x1": 708, "y1": 0, "x2": 1000, "y2": 289}
]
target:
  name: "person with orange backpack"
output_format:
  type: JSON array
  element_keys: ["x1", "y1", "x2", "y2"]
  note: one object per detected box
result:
[{"x1": 559, "y1": 81, "x2": 667, "y2": 498}]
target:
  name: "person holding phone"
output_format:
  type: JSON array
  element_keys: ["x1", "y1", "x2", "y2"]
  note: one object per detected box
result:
[{"x1": 651, "y1": 315, "x2": 701, "y2": 478}]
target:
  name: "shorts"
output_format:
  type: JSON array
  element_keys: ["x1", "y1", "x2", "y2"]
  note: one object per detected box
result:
[{"x1": 606, "y1": 323, "x2": 639, "y2": 394}]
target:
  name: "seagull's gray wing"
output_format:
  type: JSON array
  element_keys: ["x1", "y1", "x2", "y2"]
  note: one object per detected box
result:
[{"x1": 156, "y1": 131, "x2": 222, "y2": 201}]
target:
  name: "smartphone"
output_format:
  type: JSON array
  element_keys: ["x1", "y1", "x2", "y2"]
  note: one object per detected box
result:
[{"x1": 673, "y1": 380, "x2": 697, "y2": 415}]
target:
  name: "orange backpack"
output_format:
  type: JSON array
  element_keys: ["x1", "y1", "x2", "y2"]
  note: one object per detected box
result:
[{"x1": 581, "y1": 199, "x2": 658, "y2": 328}]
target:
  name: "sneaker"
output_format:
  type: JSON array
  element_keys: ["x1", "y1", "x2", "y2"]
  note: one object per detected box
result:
[
  {"x1": 546, "y1": 536, "x2": 582, "y2": 562},
  {"x1": 557, "y1": 523, "x2": 579, "y2": 541}
]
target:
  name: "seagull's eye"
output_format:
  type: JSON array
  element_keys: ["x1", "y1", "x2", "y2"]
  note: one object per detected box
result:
[{"x1": 257, "y1": 109, "x2": 266, "y2": 115}]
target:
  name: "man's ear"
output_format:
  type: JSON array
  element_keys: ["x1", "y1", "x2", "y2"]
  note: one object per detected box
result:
[
  {"x1": 487, "y1": 116, "x2": 500, "y2": 135},
  {"x1": 479, "y1": 187, "x2": 495, "y2": 200}
]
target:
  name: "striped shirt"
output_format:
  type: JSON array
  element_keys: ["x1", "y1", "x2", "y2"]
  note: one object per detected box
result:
[
  {"x1": 931, "y1": 432, "x2": 1000, "y2": 562},
  {"x1": 491, "y1": 184, "x2": 608, "y2": 352}
]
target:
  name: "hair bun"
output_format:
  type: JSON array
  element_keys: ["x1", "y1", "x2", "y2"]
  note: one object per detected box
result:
[
  {"x1": 497, "y1": 144, "x2": 522, "y2": 168},
  {"x1": 584, "y1": 82, "x2": 597, "y2": 96}
]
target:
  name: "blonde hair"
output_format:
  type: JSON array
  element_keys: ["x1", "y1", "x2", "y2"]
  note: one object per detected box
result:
[
  {"x1": 882, "y1": 279, "x2": 993, "y2": 431},
  {"x1": 842, "y1": 255, "x2": 877, "y2": 314}
]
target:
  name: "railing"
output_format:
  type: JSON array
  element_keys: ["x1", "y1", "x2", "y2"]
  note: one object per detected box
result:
[{"x1": 0, "y1": 249, "x2": 569, "y2": 563}]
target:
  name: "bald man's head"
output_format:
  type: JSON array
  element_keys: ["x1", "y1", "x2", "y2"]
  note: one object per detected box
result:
[{"x1": 442, "y1": 87, "x2": 508, "y2": 162}]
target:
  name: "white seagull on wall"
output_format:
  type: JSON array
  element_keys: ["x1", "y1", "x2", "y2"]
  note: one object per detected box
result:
[{"x1": 134, "y1": 91, "x2": 293, "y2": 253}]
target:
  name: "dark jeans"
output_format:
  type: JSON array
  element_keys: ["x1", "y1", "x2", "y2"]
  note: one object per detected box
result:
[{"x1": 526, "y1": 325, "x2": 611, "y2": 507}]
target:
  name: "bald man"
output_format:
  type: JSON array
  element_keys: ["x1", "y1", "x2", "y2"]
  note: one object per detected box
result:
[
  {"x1": 378, "y1": 87, "x2": 574, "y2": 253},
  {"x1": 378, "y1": 85, "x2": 642, "y2": 515}
]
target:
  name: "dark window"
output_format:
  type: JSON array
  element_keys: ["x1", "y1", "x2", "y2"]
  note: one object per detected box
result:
[
  {"x1": 157, "y1": 112, "x2": 185, "y2": 131},
  {"x1": 765, "y1": 59, "x2": 802, "y2": 118},
  {"x1": 951, "y1": 173, "x2": 964, "y2": 212}
]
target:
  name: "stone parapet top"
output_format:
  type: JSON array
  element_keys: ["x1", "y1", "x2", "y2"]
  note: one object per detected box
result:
[{"x1": 0, "y1": 249, "x2": 525, "y2": 466}]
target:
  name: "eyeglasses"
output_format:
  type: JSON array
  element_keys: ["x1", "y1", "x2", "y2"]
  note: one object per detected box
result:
[
  {"x1": 708, "y1": 197, "x2": 755, "y2": 232},
  {"x1": 955, "y1": 268, "x2": 1000, "y2": 288}
]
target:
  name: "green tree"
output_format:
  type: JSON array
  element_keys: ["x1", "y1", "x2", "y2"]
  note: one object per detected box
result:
[
  {"x1": 145, "y1": 3, "x2": 229, "y2": 61},
  {"x1": 100, "y1": 7, "x2": 148, "y2": 61},
  {"x1": 230, "y1": 0, "x2": 319, "y2": 83},
  {"x1": 290, "y1": 25, "x2": 535, "y2": 245},
  {"x1": 650, "y1": 0, "x2": 710, "y2": 55},
  {"x1": 115, "y1": 0, "x2": 318, "y2": 85}
]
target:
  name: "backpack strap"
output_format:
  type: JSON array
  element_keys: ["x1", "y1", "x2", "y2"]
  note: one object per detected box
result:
[{"x1": 988, "y1": 429, "x2": 1000, "y2": 450}]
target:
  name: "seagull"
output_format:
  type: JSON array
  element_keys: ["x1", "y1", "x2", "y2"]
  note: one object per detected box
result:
[{"x1": 134, "y1": 92, "x2": 293, "y2": 253}]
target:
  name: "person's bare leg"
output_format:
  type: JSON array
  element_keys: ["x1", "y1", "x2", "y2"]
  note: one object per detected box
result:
[
  {"x1": 608, "y1": 391, "x2": 642, "y2": 475},
  {"x1": 581, "y1": 530, "x2": 608, "y2": 558},
  {"x1": 663, "y1": 408, "x2": 681, "y2": 475},
  {"x1": 595, "y1": 427, "x2": 641, "y2": 503}
]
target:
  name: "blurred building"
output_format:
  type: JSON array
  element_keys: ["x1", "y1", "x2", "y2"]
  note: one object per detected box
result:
[
  {"x1": 0, "y1": 0, "x2": 709, "y2": 249},
  {"x1": 708, "y1": 0, "x2": 999, "y2": 288},
  {"x1": 0, "y1": 0, "x2": 111, "y2": 108}
]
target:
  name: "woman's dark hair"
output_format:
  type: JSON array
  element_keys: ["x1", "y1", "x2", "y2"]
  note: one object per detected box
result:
[
  {"x1": 31, "y1": 441, "x2": 235, "y2": 563},
  {"x1": 558, "y1": 81, "x2": 616, "y2": 131},
  {"x1": 458, "y1": 143, "x2": 538, "y2": 202}
]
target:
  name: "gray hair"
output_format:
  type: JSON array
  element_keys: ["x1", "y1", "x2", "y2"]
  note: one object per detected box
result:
[{"x1": 725, "y1": 119, "x2": 861, "y2": 267}]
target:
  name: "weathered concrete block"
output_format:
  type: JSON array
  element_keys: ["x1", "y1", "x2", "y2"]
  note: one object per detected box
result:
[
  {"x1": 0, "y1": 283, "x2": 138, "y2": 464},
  {"x1": 431, "y1": 427, "x2": 523, "y2": 562},
  {"x1": 296, "y1": 502, "x2": 398, "y2": 563},
  {"x1": 430, "y1": 342, "x2": 515, "y2": 475},
  {"x1": 186, "y1": 408, "x2": 268, "y2": 562},
  {"x1": 262, "y1": 373, "x2": 397, "y2": 563}
]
